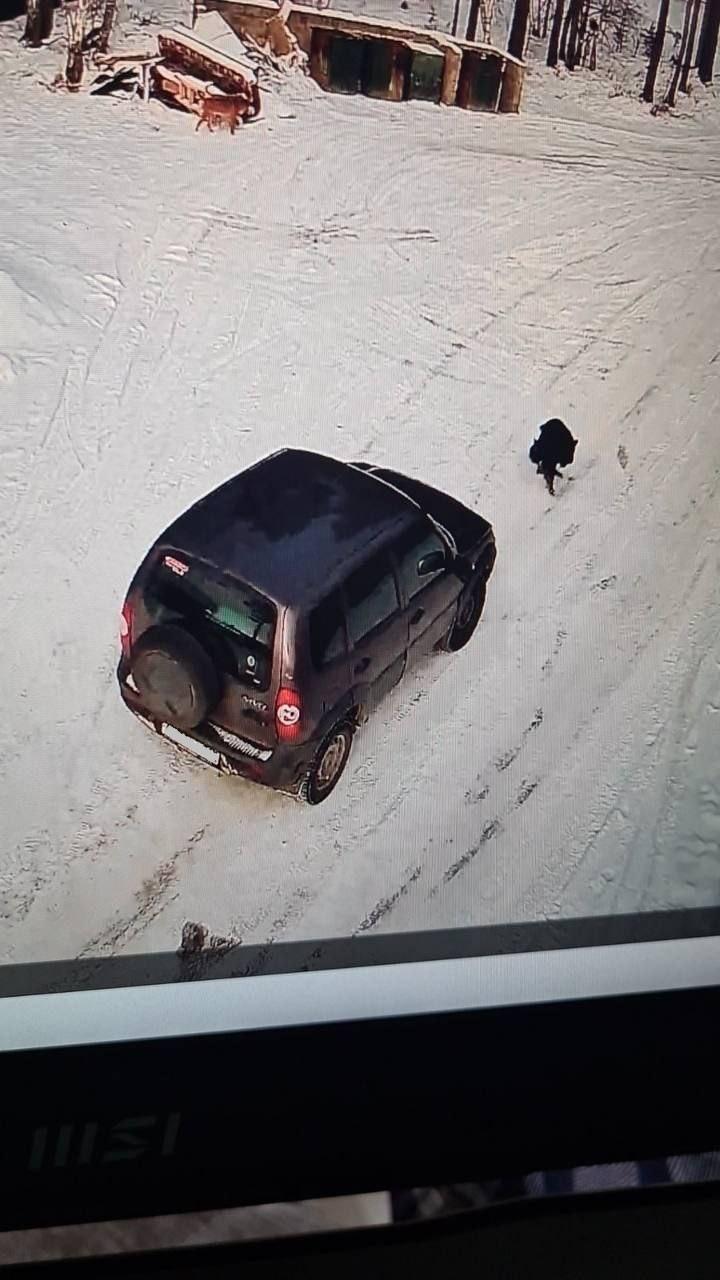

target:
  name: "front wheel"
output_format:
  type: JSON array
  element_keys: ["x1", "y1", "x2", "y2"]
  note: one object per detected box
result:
[
  {"x1": 444, "y1": 582, "x2": 487, "y2": 652},
  {"x1": 304, "y1": 723, "x2": 354, "y2": 805}
]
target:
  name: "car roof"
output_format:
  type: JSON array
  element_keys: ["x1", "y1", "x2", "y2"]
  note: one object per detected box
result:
[{"x1": 158, "y1": 449, "x2": 419, "y2": 606}]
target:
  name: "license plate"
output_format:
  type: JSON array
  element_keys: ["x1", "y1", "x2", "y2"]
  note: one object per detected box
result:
[{"x1": 161, "y1": 724, "x2": 220, "y2": 767}]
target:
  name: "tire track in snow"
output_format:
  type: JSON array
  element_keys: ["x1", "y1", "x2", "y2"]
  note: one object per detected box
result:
[
  {"x1": 77, "y1": 826, "x2": 208, "y2": 959},
  {"x1": 439, "y1": 821, "x2": 503, "y2": 887},
  {"x1": 0, "y1": 213, "x2": 214, "y2": 607},
  {"x1": 354, "y1": 865, "x2": 424, "y2": 934},
  {"x1": 493, "y1": 709, "x2": 544, "y2": 773}
]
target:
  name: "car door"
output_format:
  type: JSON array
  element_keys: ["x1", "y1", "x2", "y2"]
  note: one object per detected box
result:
[
  {"x1": 306, "y1": 590, "x2": 352, "y2": 733},
  {"x1": 392, "y1": 518, "x2": 462, "y2": 667},
  {"x1": 343, "y1": 548, "x2": 408, "y2": 716}
]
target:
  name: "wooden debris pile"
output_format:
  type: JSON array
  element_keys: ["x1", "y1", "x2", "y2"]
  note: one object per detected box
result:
[
  {"x1": 86, "y1": 25, "x2": 264, "y2": 131},
  {"x1": 152, "y1": 27, "x2": 262, "y2": 127}
]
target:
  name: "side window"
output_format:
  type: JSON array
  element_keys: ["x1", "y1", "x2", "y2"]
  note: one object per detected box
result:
[
  {"x1": 345, "y1": 551, "x2": 399, "y2": 645},
  {"x1": 394, "y1": 521, "x2": 447, "y2": 603},
  {"x1": 309, "y1": 593, "x2": 347, "y2": 670}
]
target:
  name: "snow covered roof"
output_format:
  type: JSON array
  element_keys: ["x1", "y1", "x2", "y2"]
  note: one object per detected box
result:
[
  {"x1": 160, "y1": 449, "x2": 416, "y2": 605},
  {"x1": 158, "y1": 24, "x2": 258, "y2": 82}
]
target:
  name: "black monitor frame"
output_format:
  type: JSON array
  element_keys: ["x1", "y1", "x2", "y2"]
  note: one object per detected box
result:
[{"x1": 2, "y1": 907, "x2": 719, "y2": 1234}]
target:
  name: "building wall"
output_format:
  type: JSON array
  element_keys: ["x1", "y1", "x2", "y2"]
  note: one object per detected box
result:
[
  {"x1": 498, "y1": 55, "x2": 523, "y2": 113},
  {"x1": 195, "y1": 0, "x2": 524, "y2": 112}
]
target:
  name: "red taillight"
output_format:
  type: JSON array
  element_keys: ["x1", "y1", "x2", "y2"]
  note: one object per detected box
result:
[
  {"x1": 275, "y1": 687, "x2": 302, "y2": 741},
  {"x1": 120, "y1": 603, "x2": 133, "y2": 658}
]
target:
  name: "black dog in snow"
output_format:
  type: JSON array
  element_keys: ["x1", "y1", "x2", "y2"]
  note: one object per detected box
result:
[{"x1": 529, "y1": 419, "x2": 578, "y2": 495}]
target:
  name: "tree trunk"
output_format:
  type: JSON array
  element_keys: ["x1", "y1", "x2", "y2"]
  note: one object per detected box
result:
[
  {"x1": 65, "y1": 0, "x2": 89, "y2": 91},
  {"x1": 665, "y1": 0, "x2": 693, "y2": 105},
  {"x1": 24, "y1": 0, "x2": 54, "y2": 46},
  {"x1": 616, "y1": 0, "x2": 628, "y2": 50},
  {"x1": 508, "y1": 0, "x2": 533, "y2": 58},
  {"x1": 97, "y1": 0, "x2": 118, "y2": 53},
  {"x1": 697, "y1": 0, "x2": 720, "y2": 83},
  {"x1": 542, "y1": 0, "x2": 553, "y2": 38},
  {"x1": 565, "y1": 0, "x2": 584, "y2": 67},
  {"x1": 679, "y1": 0, "x2": 702, "y2": 91},
  {"x1": 576, "y1": 0, "x2": 590, "y2": 64},
  {"x1": 465, "y1": 0, "x2": 481, "y2": 41},
  {"x1": 547, "y1": 0, "x2": 566, "y2": 64},
  {"x1": 450, "y1": 0, "x2": 462, "y2": 37},
  {"x1": 559, "y1": 2, "x2": 573, "y2": 60},
  {"x1": 642, "y1": 0, "x2": 670, "y2": 101}
]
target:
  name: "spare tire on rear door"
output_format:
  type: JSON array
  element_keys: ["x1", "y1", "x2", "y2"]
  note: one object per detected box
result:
[{"x1": 130, "y1": 625, "x2": 221, "y2": 731}]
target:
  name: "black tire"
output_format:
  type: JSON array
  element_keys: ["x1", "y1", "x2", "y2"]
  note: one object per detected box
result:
[
  {"x1": 304, "y1": 723, "x2": 353, "y2": 805},
  {"x1": 130, "y1": 625, "x2": 220, "y2": 731},
  {"x1": 444, "y1": 582, "x2": 487, "y2": 652}
]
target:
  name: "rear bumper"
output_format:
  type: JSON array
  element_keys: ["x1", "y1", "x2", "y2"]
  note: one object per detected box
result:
[{"x1": 117, "y1": 662, "x2": 315, "y2": 797}]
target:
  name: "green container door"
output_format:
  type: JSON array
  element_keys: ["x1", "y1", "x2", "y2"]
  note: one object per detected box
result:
[
  {"x1": 326, "y1": 33, "x2": 413, "y2": 102},
  {"x1": 362, "y1": 41, "x2": 394, "y2": 98},
  {"x1": 328, "y1": 35, "x2": 365, "y2": 94},
  {"x1": 408, "y1": 49, "x2": 444, "y2": 103},
  {"x1": 469, "y1": 54, "x2": 502, "y2": 110}
]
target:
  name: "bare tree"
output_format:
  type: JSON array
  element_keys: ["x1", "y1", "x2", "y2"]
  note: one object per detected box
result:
[
  {"x1": 642, "y1": 0, "x2": 669, "y2": 101},
  {"x1": 508, "y1": 0, "x2": 533, "y2": 57},
  {"x1": 65, "y1": 0, "x2": 89, "y2": 91},
  {"x1": 697, "y1": 0, "x2": 720, "y2": 82},
  {"x1": 679, "y1": 0, "x2": 703, "y2": 92},
  {"x1": 581, "y1": 14, "x2": 599, "y2": 65},
  {"x1": 558, "y1": 0, "x2": 584, "y2": 66},
  {"x1": 665, "y1": 0, "x2": 693, "y2": 105},
  {"x1": 97, "y1": 0, "x2": 119, "y2": 53},
  {"x1": 567, "y1": 0, "x2": 588, "y2": 66},
  {"x1": 559, "y1": 1, "x2": 573, "y2": 59},
  {"x1": 547, "y1": 0, "x2": 566, "y2": 64},
  {"x1": 23, "y1": 0, "x2": 55, "y2": 47},
  {"x1": 541, "y1": 0, "x2": 645, "y2": 72},
  {"x1": 576, "y1": 0, "x2": 591, "y2": 60},
  {"x1": 465, "y1": 0, "x2": 482, "y2": 40},
  {"x1": 588, "y1": 21, "x2": 599, "y2": 66},
  {"x1": 615, "y1": 0, "x2": 629, "y2": 49},
  {"x1": 531, "y1": 0, "x2": 553, "y2": 37}
]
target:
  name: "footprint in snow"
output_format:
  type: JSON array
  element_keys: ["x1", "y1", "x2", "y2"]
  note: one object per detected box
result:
[{"x1": 591, "y1": 575, "x2": 617, "y2": 594}]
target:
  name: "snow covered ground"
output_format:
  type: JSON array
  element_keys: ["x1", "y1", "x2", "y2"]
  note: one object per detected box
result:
[{"x1": 0, "y1": 6, "x2": 719, "y2": 967}]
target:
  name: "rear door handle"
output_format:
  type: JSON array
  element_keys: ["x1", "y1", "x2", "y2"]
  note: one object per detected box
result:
[
  {"x1": 410, "y1": 608, "x2": 425, "y2": 626},
  {"x1": 354, "y1": 657, "x2": 371, "y2": 674}
]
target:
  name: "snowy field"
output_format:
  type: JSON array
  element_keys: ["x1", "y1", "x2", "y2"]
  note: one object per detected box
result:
[{"x1": 1, "y1": 7, "x2": 719, "y2": 967}]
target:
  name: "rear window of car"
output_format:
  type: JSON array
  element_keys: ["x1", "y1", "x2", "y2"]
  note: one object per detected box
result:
[{"x1": 144, "y1": 552, "x2": 276, "y2": 690}]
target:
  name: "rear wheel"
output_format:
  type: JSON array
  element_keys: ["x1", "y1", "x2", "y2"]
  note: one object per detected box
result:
[
  {"x1": 304, "y1": 723, "x2": 353, "y2": 805},
  {"x1": 130, "y1": 625, "x2": 220, "y2": 730},
  {"x1": 444, "y1": 582, "x2": 487, "y2": 652}
]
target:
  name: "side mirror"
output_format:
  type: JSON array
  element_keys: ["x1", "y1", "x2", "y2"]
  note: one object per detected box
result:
[{"x1": 418, "y1": 550, "x2": 446, "y2": 577}]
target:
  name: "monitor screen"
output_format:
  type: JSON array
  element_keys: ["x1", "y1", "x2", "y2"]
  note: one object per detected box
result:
[{"x1": 1, "y1": 0, "x2": 717, "y2": 998}]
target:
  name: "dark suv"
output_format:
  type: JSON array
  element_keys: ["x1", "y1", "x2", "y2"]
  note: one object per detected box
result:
[{"x1": 117, "y1": 450, "x2": 497, "y2": 804}]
